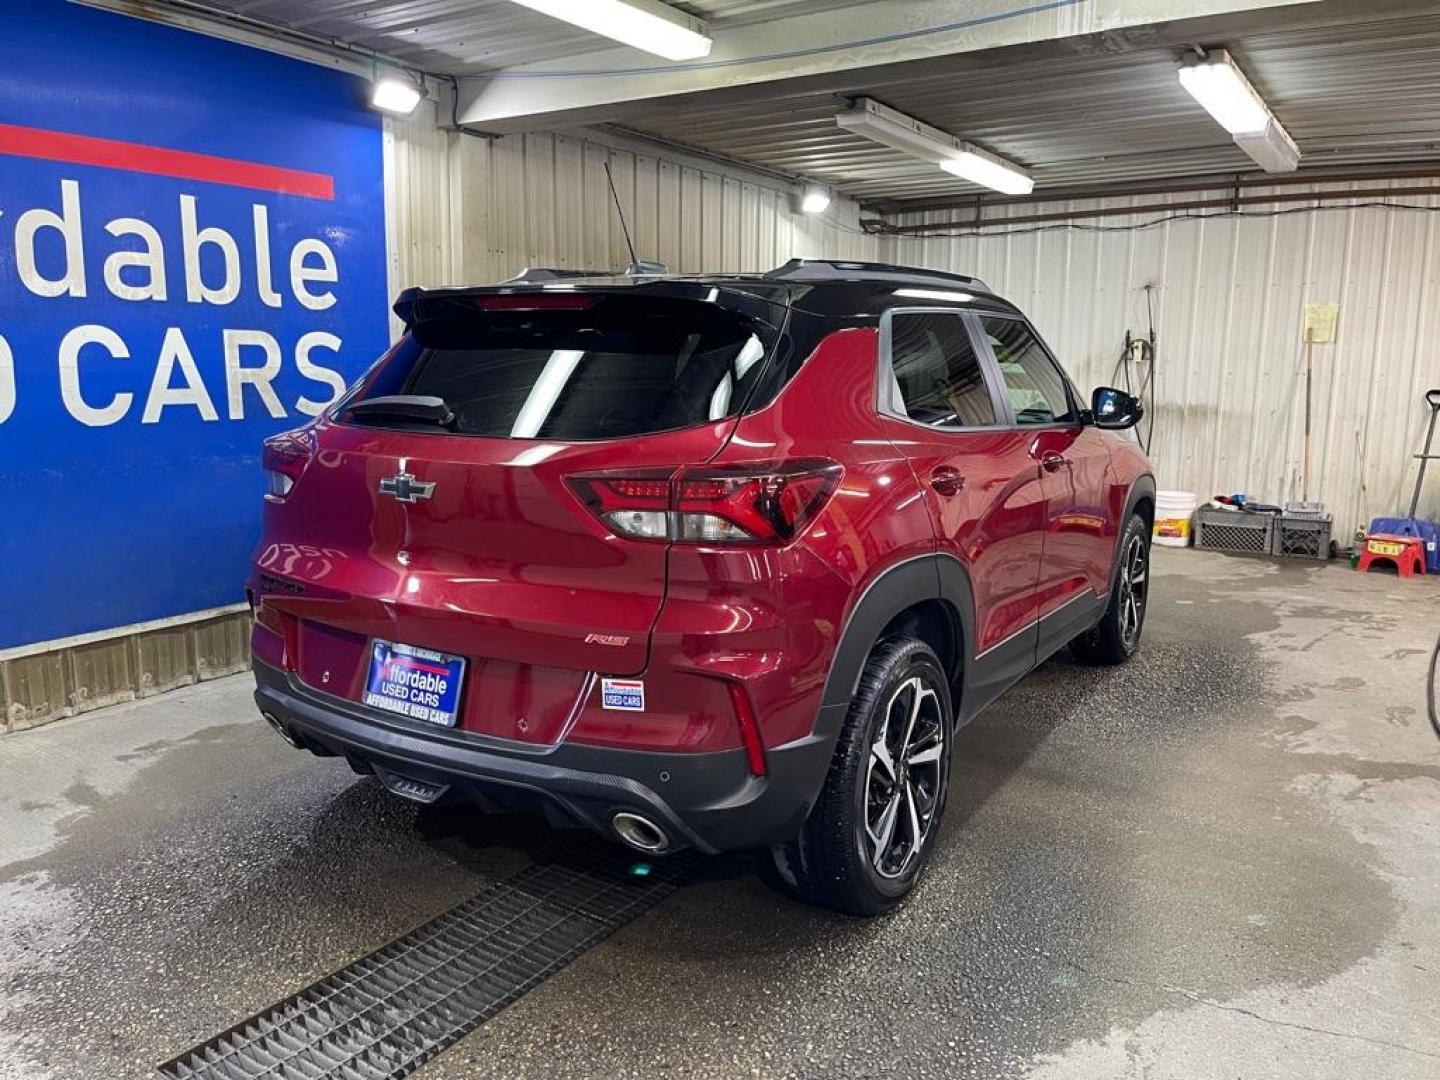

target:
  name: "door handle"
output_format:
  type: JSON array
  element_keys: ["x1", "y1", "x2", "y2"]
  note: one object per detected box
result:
[
  {"x1": 1039, "y1": 451, "x2": 1068, "y2": 473},
  {"x1": 929, "y1": 466, "x2": 965, "y2": 497}
]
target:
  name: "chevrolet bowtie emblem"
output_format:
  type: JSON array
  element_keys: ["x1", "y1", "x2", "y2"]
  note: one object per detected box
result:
[{"x1": 378, "y1": 472, "x2": 436, "y2": 504}]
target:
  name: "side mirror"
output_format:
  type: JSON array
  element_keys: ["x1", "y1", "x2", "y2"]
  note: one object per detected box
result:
[{"x1": 1091, "y1": 386, "x2": 1143, "y2": 430}]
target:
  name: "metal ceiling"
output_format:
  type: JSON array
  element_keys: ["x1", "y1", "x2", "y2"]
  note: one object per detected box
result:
[
  {"x1": 185, "y1": 0, "x2": 873, "y2": 75},
  {"x1": 125, "y1": 0, "x2": 1440, "y2": 207},
  {"x1": 616, "y1": 7, "x2": 1440, "y2": 207}
]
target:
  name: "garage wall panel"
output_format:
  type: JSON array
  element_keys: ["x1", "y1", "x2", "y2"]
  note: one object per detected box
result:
[
  {"x1": 386, "y1": 100, "x2": 878, "y2": 293},
  {"x1": 886, "y1": 186, "x2": 1440, "y2": 535}
]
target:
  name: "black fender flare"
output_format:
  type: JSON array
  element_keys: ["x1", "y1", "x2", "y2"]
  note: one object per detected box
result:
[
  {"x1": 1106, "y1": 473, "x2": 1157, "y2": 596},
  {"x1": 812, "y1": 553, "x2": 975, "y2": 741}
]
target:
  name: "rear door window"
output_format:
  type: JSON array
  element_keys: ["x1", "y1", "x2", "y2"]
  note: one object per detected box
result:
[
  {"x1": 345, "y1": 296, "x2": 772, "y2": 440},
  {"x1": 980, "y1": 317, "x2": 1077, "y2": 425},
  {"x1": 886, "y1": 311, "x2": 998, "y2": 428}
]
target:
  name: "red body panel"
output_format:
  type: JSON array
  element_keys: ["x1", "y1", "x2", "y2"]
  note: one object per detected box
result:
[
  {"x1": 881, "y1": 423, "x2": 1048, "y2": 655},
  {"x1": 649, "y1": 328, "x2": 932, "y2": 750},
  {"x1": 252, "y1": 415, "x2": 739, "y2": 745}
]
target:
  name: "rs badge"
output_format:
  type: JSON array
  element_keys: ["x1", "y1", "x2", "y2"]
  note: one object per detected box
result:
[{"x1": 601, "y1": 678, "x2": 645, "y2": 712}]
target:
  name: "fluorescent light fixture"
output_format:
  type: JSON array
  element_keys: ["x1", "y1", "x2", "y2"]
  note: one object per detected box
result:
[
  {"x1": 1177, "y1": 50, "x2": 1269, "y2": 135},
  {"x1": 940, "y1": 147, "x2": 1034, "y2": 196},
  {"x1": 837, "y1": 98, "x2": 960, "y2": 165},
  {"x1": 837, "y1": 97, "x2": 1034, "y2": 195},
  {"x1": 1177, "y1": 49, "x2": 1300, "y2": 173},
  {"x1": 371, "y1": 75, "x2": 422, "y2": 115},
  {"x1": 800, "y1": 184, "x2": 831, "y2": 214},
  {"x1": 508, "y1": 0, "x2": 712, "y2": 61},
  {"x1": 894, "y1": 287, "x2": 974, "y2": 304},
  {"x1": 1234, "y1": 120, "x2": 1300, "y2": 172}
]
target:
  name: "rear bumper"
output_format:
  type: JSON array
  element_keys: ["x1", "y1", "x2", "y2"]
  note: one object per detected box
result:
[{"x1": 253, "y1": 660, "x2": 841, "y2": 854}]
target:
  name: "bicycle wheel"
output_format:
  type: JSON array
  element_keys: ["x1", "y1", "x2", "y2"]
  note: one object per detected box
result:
[{"x1": 1429, "y1": 633, "x2": 1439, "y2": 739}]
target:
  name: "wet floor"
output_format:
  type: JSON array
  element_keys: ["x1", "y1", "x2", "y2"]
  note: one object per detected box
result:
[{"x1": 2, "y1": 549, "x2": 1438, "y2": 1079}]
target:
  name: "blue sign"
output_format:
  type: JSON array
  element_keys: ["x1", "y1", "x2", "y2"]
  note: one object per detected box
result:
[{"x1": 0, "y1": 1, "x2": 390, "y2": 648}]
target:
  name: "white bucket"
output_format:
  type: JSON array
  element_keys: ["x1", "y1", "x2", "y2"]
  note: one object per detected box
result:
[{"x1": 1153, "y1": 490, "x2": 1198, "y2": 547}]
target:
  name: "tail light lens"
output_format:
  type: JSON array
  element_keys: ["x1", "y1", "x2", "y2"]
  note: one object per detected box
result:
[
  {"x1": 567, "y1": 460, "x2": 842, "y2": 545},
  {"x1": 262, "y1": 429, "x2": 315, "y2": 502}
]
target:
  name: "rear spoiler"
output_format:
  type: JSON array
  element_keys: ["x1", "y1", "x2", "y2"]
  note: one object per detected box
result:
[
  {"x1": 393, "y1": 263, "x2": 671, "y2": 327},
  {"x1": 393, "y1": 277, "x2": 785, "y2": 330}
]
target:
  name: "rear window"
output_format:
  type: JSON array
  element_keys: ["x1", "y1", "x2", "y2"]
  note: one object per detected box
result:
[{"x1": 343, "y1": 295, "x2": 774, "y2": 440}]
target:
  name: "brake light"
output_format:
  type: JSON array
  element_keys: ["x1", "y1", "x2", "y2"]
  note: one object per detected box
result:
[
  {"x1": 474, "y1": 292, "x2": 596, "y2": 311},
  {"x1": 567, "y1": 460, "x2": 842, "y2": 545},
  {"x1": 261, "y1": 429, "x2": 315, "y2": 502}
]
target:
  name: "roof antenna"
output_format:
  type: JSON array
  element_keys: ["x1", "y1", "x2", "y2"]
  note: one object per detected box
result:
[
  {"x1": 603, "y1": 160, "x2": 638, "y2": 267},
  {"x1": 603, "y1": 160, "x2": 665, "y2": 276}
]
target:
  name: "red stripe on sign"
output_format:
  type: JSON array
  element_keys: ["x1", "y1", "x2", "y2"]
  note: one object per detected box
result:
[
  {"x1": 0, "y1": 122, "x2": 334, "y2": 200},
  {"x1": 385, "y1": 659, "x2": 452, "y2": 677}
]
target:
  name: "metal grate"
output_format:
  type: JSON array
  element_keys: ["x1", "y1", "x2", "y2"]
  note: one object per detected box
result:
[{"x1": 160, "y1": 850, "x2": 693, "y2": 1080}]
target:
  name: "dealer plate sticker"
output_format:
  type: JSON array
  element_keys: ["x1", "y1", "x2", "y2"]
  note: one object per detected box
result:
[
  {"x1": 601, "y1": 678, "x2": 645, "y2": 712},
  {"x1": 363, "y1": 641, "x2": 465, "y2": 727}
]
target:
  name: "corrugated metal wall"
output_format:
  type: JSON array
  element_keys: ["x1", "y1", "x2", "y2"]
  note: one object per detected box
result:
[
  {"x1": 885, "y1": 183, "x2": 1440, "y2": 536},
  {"x1": 385, "y1": 99, "x2": 878, "y2": 301}
]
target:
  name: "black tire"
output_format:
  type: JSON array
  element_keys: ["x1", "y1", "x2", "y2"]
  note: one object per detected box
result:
[
  {"x1": 1072, "y1": 512, "x2": 1151, "y2": 665},
  {"x1": 764, "y1": 636, "x2": 953, "y2": 916}
]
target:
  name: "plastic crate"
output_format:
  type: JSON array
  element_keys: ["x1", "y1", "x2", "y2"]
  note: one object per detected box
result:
[
  {"x1": 1194, "y1": 507, "x2": 1274, "y2": 555},
  {"x1": 1272, "y1": 514, "x2": 1332, "y2": 559}
]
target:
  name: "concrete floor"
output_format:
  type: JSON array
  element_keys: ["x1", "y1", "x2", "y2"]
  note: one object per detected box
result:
[{"x1": 2, "y1": 548, "x2": 1438, "y2": 1079}]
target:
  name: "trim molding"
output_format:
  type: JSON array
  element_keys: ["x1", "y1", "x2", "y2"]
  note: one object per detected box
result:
[
  {"x1": 974, "y1": 588, "x2": 1102, "y2": 660},
  {"x1": 0, "y1": 604, "x2": 249, "y2": 662}
]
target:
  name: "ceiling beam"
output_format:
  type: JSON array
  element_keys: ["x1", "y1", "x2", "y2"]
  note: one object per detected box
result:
[{"x1": 458, "y1": 0, "x2": 1316, "y2": 132}]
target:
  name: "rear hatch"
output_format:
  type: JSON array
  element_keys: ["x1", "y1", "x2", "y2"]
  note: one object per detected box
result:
[{"x1": 254, "y1": 285, "x2": 785, "y2": 740}]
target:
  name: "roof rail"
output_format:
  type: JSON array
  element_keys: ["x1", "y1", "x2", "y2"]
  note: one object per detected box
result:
[
  {"x1": 763, "y1": 258, "x2": 988, "y2": 292},
  {"x1": 502, "y1": 267, "x2": 613, "y2": 283}
]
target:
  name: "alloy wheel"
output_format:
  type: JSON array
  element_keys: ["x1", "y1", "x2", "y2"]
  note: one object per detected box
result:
[
  {"x1": 1118, "y1": 533, "x2": 1149, "y2": 649},
  {"x1": 863, "y1": 675, "x2": 945, "y2": 879}
]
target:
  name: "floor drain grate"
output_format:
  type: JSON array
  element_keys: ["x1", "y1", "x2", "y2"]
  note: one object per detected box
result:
[{"x1": 159, "y1": 850, "x2": 694, "y2": 1080}]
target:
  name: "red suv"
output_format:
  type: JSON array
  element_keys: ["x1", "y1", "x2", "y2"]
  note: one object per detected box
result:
[{"x1": 249, "y1": 259, "x2": 1154, "y2": 915}]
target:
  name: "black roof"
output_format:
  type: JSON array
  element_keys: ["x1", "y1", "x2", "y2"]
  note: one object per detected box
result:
[
  {"x1": 394, "y1": 258, "x2": 1020, "y2": 327},
  {"x1": 763, "y1": 258, "x2": 987, "y2": 291}
]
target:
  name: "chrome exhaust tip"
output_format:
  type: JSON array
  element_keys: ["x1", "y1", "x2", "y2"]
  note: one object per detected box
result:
[
  {"x1": 611, "y1": 811, "x2": 669, "y2": 854},
  {"x1": 262, "y1": 711, "x2": 302, "y2": 749}
]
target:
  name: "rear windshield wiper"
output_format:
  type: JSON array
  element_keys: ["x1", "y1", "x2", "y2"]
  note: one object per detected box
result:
[{"x1": 342, "y1": 395, "x2": 456, "y2": 429}]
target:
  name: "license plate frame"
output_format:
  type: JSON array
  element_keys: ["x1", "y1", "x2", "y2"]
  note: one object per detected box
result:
[{"x1": 363, "y1": 640, "x2": 466, "y2": 728}]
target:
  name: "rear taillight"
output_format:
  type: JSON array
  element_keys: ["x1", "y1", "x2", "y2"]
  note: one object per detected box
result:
[
  {"x1": 262, "y1": 429, "x2": 315, "y2": 502},
  {"x1": 567, "y1": 460, "x2": 842, "y2": 545}
]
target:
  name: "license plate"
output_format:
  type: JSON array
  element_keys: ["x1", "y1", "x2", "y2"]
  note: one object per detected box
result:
[
  {"x1": 363, "y1": 641, "x2": 465, "y2": 727},
  {"x1": 1368, "y1": 540, "x2": 1405, "y2": 557}
]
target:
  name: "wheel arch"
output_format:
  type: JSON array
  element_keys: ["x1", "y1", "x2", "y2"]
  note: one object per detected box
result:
[
  {"x1": 1109, "y1": 473, "x2": 1157, "y2": 594},
  {"x1": 817, "y1": 553, "x2": 975, "y2": 724}
]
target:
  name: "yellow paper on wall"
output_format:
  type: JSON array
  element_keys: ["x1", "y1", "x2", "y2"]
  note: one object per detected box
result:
[{"x1": 1304, "y1": 302, "x2": 1339, "y2": 343}]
